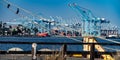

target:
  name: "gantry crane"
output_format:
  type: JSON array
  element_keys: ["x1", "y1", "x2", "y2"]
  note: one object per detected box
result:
[
  {"x1": 69, "y1": 3, "x2": 114, "y2": 60},
  {"x1": 69, "y1": 3, "x2": 109, "y2": 37},
  {"x1": 55, "y1": 16, "x2": 81, "y2": 36}
]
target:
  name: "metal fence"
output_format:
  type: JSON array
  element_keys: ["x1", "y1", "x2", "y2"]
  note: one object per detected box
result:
[{"x1": 0, "y1": 41, "x2": 120, "y2": 60}]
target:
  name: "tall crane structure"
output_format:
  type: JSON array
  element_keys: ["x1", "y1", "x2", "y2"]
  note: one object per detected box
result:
[
  {"x1": 69, "y1": 3, "x2": 109, "y2": 37},
  {"x1": 69, "y1": 3, "x2": 115, "y2": 60}
]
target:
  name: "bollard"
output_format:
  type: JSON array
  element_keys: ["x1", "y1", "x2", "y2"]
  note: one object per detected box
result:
[{"x1": 32, "y1": 43, "x2": 37, "y2": 60}]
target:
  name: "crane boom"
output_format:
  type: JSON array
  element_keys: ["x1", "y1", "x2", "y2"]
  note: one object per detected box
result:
[{"x1": 69, "y1": 3, "x2": 109, "y2": 37}]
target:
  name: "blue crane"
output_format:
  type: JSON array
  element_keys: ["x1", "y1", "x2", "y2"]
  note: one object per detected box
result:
[{"x1": 69, "y1": 3, "x2": 109, "y2": 37}]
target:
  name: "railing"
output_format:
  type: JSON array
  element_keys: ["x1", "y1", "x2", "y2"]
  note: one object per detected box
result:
[{"x1": 0, "y1": 41, "x2": 120, "y2": 60}]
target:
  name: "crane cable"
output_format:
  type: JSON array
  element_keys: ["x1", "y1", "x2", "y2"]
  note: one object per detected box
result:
[
  {"x1": 4, "y1": 0, "x2": 49, "y2": 21},
  {"x1": 0, "y1": 1, "x2": 33, "y2": 28},
  {"x1": 3, "y1": 0, "x2": 40, "y2": 19},
  {"x1": 0, "y1": 0, "x2": 49, "y2": 31},
  {"x1": 0, "y1": 1, "x2": 25, "y2": 18}
]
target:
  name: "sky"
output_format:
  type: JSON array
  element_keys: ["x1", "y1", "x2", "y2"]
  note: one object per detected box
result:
[{"x1": 0, "y1": 0, "x2": 120, "y2": 26}]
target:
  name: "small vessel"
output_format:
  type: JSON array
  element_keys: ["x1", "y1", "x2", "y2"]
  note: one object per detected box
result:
[{"x1": 36, "y1": 32, "x2": 49, "y2": 37}]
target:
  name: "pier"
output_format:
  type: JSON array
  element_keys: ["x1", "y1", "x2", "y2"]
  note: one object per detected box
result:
[{"x1": 0, "y1": 37, "x2": 119, "y2": 60}]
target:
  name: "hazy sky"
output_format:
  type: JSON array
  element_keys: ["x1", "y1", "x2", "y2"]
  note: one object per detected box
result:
[{"x1": 0, "y1": 0, "x2": 120, "y2": 26}]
